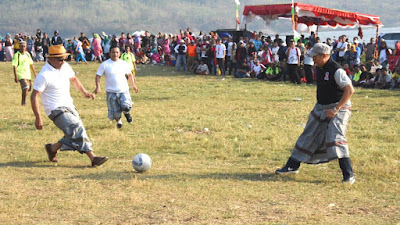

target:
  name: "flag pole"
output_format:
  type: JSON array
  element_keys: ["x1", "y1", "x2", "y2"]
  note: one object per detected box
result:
[{"x1": 235, "y1": 0, "x2": 241, "y2": 31}]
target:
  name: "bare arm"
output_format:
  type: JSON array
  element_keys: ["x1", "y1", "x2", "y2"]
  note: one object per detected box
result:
[
  {"x1": 326, "y1": 84, "x2": 354, "y2": 119},
  {"x1": 127, "y1": 73, "x2": 139, "y2": 93},
  {"x1": 13, "y1": 66, "x2": 18, "y2": 83},
  {"x1": 31, "y1": 89, "x2": 43, "y2": 130},
  {"x1": 70, "y1": 76, "x2": 95, "y2": 100},
  {"x1": 94, "y1": 75, "x2": 101, "y2": 94},
  {"x1": 30, "y1": 64, "x2": 37, "y2": 78}
]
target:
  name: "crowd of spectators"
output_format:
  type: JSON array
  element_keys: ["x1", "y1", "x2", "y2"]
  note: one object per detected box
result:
[{"x1": 1, "y1": 28, "x2": 399, "y2": 89}]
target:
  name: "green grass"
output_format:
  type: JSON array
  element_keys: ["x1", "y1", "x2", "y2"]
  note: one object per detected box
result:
[{"x1": 0, "y1": 61, "x2": 399, "y2": 225}]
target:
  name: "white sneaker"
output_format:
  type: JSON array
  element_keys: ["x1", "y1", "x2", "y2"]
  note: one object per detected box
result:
[
  {"x1": 221, "y1": 78, "x2": 225, "y2": 80},
  {"x1": 342, "y1": 176, "x2": 355, "y2": 184}
]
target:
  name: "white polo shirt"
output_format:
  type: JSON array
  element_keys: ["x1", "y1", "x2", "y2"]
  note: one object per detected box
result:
[
  {"x1": 33, "y1": 62, "x2": 75, "y2": 116},
  {"x1": 96, "y1": 58, "x2": 132, "y2": 93},
  {"x1": 215, "y1": 44, "x2": 226, "y2": 59}
]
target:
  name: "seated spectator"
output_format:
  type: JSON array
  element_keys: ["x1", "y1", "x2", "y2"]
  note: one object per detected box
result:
[
  {"x1": 375, "y1": 67, "x2": 392, "y2": 89},
  {"x1": 235, "y1": 59, "x2": 250, "y2": 78},
  {"x1": 362, "y1": 72, "x2": 376, "y2": 88},
  {"x1": 343, "y1": 64, "x2": 351, "y2": 78},
  {"x1": 265, "y1": 62, "x2": 282, "y2": 81},
  {"x1": 390, "y1": 68, "x2": 400, "y2": 88},
  {"x1": 352, "y1": 66, "x2": 362, "y2": 85},
  {"x1": 354, "y1": 65, "x2": 369, "y2": 87},
  {"x1": 195, "y1": 61, "x2": 209, "y2": 75},
  {"x1": 251, "y1": 60, "x2": 266, "y2": 79}
]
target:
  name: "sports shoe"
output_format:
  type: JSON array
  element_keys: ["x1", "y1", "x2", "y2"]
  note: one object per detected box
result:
[
  {"x1": 117, "y1": 122, "x2": 123, "y2": 129},
  {"x1": 342, "y1": 176, "x2": 355, "y2": 184},
  {"x1": 124, "y1": 112, "x2": 133, "y2": 123},
  {"x1": 45, "y1": 144, "x2": 58, "y2": 162},
  {"x1": 92, "y1": 156, "x2": 109, "y2": 167},
  {"x1": 275, "y1": 165, "x2": 299, "y2": 174}
]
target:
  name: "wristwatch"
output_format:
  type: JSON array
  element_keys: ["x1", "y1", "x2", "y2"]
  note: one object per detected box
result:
[{"x1": 333, "y1": 107, "x2": 338, "y2": 112}]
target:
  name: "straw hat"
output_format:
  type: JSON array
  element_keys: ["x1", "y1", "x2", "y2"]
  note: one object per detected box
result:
[{"x1": 48, "y1": 45, "x2": 70, "y2": 58}]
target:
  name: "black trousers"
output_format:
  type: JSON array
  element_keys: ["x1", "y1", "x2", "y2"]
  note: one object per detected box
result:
[
  {"x1": 287, "y1": 64, "x2": 301, "y2": 84},
  {"x1": 304, "y1": 65, "x2": 314, "y2": 84}
]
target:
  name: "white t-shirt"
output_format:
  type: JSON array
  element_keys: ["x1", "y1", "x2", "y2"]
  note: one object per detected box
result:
[
  {"x1": 33, "y1": 62, "x2": 75, "y2": 116},
  {"x1": 334, "y1": 68, "x2": 352, "y2": 105},
  {"x1": 96, "y1": 59, "x2": 132, "y2": 93},
  {"x1": 227, "y1": 42, "x2": 233, "y2": 56},
  {"x1": 337, "y1": 42, "x2": 348, "y2": 57},
  {"x1": 215, "y1": 44, "x2": 226, "y2": 59},
  {"x1": 271, "y1": 46, "x2": 279, "y2": 62},
  {"x1": 287, "y1": 47, "x2": 301, "y2": 65}
]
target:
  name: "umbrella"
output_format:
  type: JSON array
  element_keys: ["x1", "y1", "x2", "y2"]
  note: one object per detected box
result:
[{"x1": 219, "y1": 32, "x2": 232, "y2": 38}]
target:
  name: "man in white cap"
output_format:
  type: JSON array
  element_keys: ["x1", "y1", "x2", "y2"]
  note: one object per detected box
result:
[
  {"x1": 174, "y1": 39, "x2": 187, "y2": 71},
  {"x1": 31, "y1": 45, "x2": 108, "y2": 167},
  {"x1": 12, "y1": 40, "x2": 36, "y2": 105},
  {"x1": 275, "y1": 43, "x2": 356, "y2": 184}
]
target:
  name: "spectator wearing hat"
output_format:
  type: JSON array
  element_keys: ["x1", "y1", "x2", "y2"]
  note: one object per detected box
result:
[
  {"x1": 174, "y1": 39, "x2": 187, "y2": 71},
  {"x1": 235, "y1": 41, "x2": 247, "y2": 76},
  {"x1": 276, "y1": 43, "x2": 356, "y2": 185},
  {"x1": 4, "y1": 33, "x2": 14, "y2": 61},
  {"x1": 31, "y1": 45, "x2": 108, "y2": 167},
  {"x1": 12, "y1": 41, "x2": 37, "y2": 105},
  {"x1": 51, "y1": 30, "x2": 63, "y2": 46}
]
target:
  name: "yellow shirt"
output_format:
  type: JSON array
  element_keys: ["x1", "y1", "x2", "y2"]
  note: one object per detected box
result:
[{"x1": 12, "y1": 52, "x2": 33, "y2": 80}]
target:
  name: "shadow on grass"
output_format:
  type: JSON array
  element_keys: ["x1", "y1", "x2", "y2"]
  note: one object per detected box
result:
[
  {"x1": 68, "y1": 171, "x2": 323, "y2": 184},
  {"x1": 0, "y1": 160, "x2": 88, "y2": 168}
]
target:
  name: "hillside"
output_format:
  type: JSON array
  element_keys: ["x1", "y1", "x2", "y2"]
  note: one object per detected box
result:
[{"x1": 0, "y1": 0, "x2": 398, "y2": 37}]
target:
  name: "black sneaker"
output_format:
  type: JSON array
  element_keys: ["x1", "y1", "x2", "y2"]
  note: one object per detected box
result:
[
  {"x1": 275, "y1": 165, "x2": 299, "y2": 174},
  {"x1": 117, "y1": 123, "x2": 123, "y2": 129},
  {"x1": 124, "y1": 113, "x2": 132, "y2": 123}
]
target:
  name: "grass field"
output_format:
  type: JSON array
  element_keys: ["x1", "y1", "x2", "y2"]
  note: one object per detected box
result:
[{"x1": 0, "y1": 61, "x2": 399, "y2": 225}]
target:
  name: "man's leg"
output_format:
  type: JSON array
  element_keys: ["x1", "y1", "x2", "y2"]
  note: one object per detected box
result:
[
  {"x1": 19, "y1": 79, "x2": 29, "y2": 106},
  {"x1": 339, "y1": 158, "x2": 355, "y2": 183},
  {"x1": 176, "y1": 55, "x2": 181, "y2": 71},
  {"x1": 275, "y1": 157, "x2": 301, "y2": 174}
]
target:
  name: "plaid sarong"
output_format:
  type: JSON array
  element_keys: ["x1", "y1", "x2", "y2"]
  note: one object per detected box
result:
[
  {"x1": 290, "y1": 102, "x2": 351, "y2": 164},
  {"x1": 106, "y1": 92, "x2": 133, "y2": 120},
  {"x1": 48, "y1": 106, "x2": 92, "y2": 154}
]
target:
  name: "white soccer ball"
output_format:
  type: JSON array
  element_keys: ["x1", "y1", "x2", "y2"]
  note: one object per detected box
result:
[{"x1": 132, "y1": 153, "x2": 152, "y2": 173}]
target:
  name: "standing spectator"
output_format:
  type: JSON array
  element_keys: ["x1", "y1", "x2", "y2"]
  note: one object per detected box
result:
[
  {"x1": 235, "y1": 41, "x2": 247, "y2": 75},
  {"x1": 34, "y1": 37, "x2": 43, "y2": 61},
  {"x1": 94, "y1": 46, "x2": 139, "y2": 129},
  {"x1": 31, "y1": 45, "x2": 108, "y2": 167},
  {"x1": 92, "y1": 34, "x2": 103, "y2": 63},
  {"x1": 74, "y1": 37, "x2": 87, "y2": 65},
  {"x1": 51, "y1": 30, "x2": 63, "y2": 46},
  {"x1": 78, "y1": 32, "x2": 86, "y2": 43},
  {"x1": 215, "y1": 39, "x2": 226, "y2": 79},
  {"x1": 121, "y1": 46, "x2": 137, "y2": 77},
  {"x1": 304, "y1": 42, "x2": 314, "y2": 84},
  {"x1": 13, "y1": 34, "x2": 20, "y2": 54},
  {"x1": 378, "y1": 42, "x2": 391, "y2": 69},
  {"x1": 277, "y1": 42, "x2": 288, "y2": 81},
  {"x1": 0, "y1": 37, "x2": 4, "y2": 61},
  {"x1": 187, "y1": 40, "x2": 197, "y2": 72},
  {"x1": 42, "y1": 32, "x2": 50, "y2": 61},
  {"x1": 336, "y1": 35, "x2": 347, "y2": 65},
  {"x1": 26, "y1": 36, "x2": 34, "y2": 58},
  {"x1": 35, "y1": 29, "x2": 42, "y2": 40},
  {"x1": 270, "y1": 41, "x2": 280, "y2": 63},
  {"x1": 276, "y1": 43, "x2": 356, "y2": 184},
  {"x1": 286, "y1": 39, "x2": 301, "y2": 84},
  {"x1": 174, "y1": 40, "x2": 187, "y2": 72},
  {"x1": 119, "y1": 32, "x2": 127, "y2": 52},
  {"x1": 4, "y1": 33, "x2": 14, "y2": 61},
  {"x1": 81, "y1": 36, "x2": 91, "y2": 61},
  {"x1": 12, "y1": 41, "x2": 36, "y2": 106}
]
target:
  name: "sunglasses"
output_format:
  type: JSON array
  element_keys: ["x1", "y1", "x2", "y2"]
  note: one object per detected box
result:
[{"x1": 56, "y1": 58, "x2": 66, "y2": 62}]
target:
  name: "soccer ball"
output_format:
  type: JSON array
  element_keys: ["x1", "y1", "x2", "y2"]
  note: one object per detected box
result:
[{"x1": 132, "y1": 153, "x2": 152, "y2": 173}]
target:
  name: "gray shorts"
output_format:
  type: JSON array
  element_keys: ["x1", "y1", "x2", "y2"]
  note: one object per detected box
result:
[
  {"x1": 48, "y1": 106, "x2": 92, "y2": 154},
  {"x1": 106, "y1": 92, "x2": 133, "y2": 120},
  {"x1": 19, "y1": 79, "x2": 31, "y2": 90}
]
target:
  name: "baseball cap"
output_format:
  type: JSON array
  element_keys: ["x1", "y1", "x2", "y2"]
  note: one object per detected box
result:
[{"x1": 306, "y1": 43, "x2": 331, "y2": 57}]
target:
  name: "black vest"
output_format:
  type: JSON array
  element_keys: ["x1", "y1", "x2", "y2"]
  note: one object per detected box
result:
[
  {"x1": 316, "y1": 57, "x2": 344, "y2": 105},
  {"x1": 178, "y1": 45, "x2": 186, "y2": 55}
]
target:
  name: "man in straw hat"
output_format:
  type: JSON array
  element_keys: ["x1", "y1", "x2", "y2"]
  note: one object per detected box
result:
[
  {"x1": 31, "y1": 45, "x2": 108, "y2": 166},
  {"x1": 275, "y1": 43, "x2": 356, "y2": 184},
  {"x1": 12, "y1": 40, "x2": 37, "y2": 105}
]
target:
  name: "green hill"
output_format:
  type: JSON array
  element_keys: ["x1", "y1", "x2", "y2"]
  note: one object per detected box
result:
[{"x1": 0, "y1": 0, "x2": 398, "y2": 37}]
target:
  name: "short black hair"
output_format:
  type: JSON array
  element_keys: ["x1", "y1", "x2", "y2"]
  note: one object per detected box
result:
[{"x1": 110, "y1": 45, "x2": 120, "y2": 51}]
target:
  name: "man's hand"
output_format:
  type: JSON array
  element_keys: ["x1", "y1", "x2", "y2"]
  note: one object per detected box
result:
[
  {"x1": 35, "y1": 116, "x2": 43, "y2": 130},
  {"x1": 84, "y1": 92, "x2": 95, "y2": 100},
  {"x1": 326, "y1": 108, "x2": 338, "y2": 119},
  {"x1": 94, "y1": 87, "x2": 101, "y2": 94},
  {"x1": 14, "y1": 76, "x2": 18, "y2": 83},
  {"x1": 133, "y1": 85, "x2": 139, "y2": 93}
]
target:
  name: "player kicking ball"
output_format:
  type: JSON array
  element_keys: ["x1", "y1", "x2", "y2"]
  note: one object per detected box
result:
[{"x1": 94, "y1": 46, "x2": 139, "y2": 128}]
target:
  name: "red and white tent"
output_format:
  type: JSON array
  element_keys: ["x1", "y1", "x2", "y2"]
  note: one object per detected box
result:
[{"x1": 242, "y1": 3, "x2": 382, "y2": 28}]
